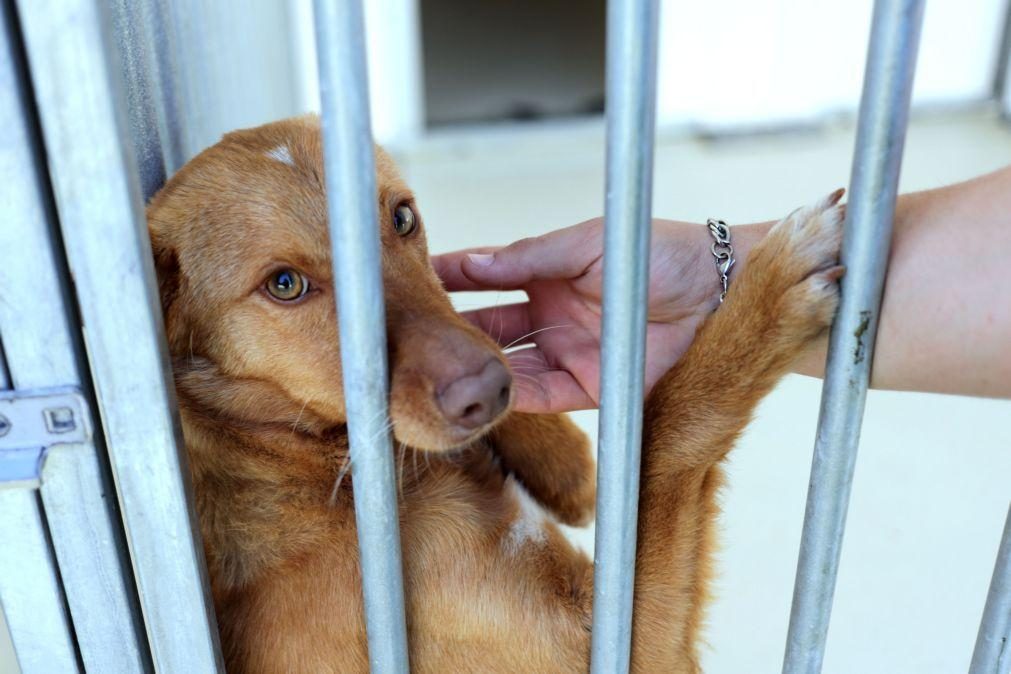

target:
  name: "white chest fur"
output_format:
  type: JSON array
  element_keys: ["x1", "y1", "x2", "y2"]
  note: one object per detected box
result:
[{"x1": 502, "y1": 476, "x2": 548, "y2": 555}]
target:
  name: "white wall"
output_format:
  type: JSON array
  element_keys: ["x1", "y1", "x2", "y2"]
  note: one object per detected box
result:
[
  {"x1": 164, "y1": 0, "x2": 303, "y2": 159},
  {"x1": 161, "y1": 0, "x2": 1007, "y2": 150},
  {"x1": 656, "y1": 0, "x2": 1007, "y2": 132},
  {"x1": 289, "y1": 0, "x2": 424, "y2": 148},
  {"x1": 291, "y1": 0, "x2": 1006, "y2": 143}
]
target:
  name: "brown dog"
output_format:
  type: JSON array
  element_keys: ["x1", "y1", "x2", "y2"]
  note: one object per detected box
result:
[{"x1": 147, "y1": 115, "x2": 843, "y2": 673}]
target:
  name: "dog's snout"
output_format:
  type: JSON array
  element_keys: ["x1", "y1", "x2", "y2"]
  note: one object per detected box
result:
[{"x1": 437, "y1": 359, "x2": 511, "y2": 430}]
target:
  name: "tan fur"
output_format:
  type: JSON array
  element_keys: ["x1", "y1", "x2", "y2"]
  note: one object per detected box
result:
[{"x1": 147, "y1": 116, "x2": 843, "y2": 673}]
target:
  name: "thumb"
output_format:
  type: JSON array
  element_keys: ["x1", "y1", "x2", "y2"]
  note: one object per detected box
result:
[{"x1": 462, "y1": 219, "x2": 603, "y2": 289}]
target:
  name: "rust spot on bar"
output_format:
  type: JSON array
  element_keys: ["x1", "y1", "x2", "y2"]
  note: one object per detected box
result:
[{"x1": 852, "y1": 310, "x2": 872, "y2": 365}]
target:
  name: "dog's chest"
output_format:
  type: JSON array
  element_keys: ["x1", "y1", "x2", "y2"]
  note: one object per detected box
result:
[{"x1": 501, "y1": 476, "x2": 548, "y2": 555}]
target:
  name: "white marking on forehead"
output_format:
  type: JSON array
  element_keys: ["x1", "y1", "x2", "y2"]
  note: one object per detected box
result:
[
  {"x1": 265, "y1": 144, "x2": 295, "y2": 167},
  {"x1": 503, "y1": 476, "x2": 546, "y2": 555}
]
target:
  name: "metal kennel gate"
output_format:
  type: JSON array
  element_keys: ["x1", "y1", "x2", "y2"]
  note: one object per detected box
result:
[{"x1": 0, "y1": 0, "x2": 1009, "y2": 673}]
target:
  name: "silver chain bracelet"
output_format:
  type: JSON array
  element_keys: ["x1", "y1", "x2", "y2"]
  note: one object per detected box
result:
[{"x1": 706, "y1": 218, "x2": 735, "y2": 304}]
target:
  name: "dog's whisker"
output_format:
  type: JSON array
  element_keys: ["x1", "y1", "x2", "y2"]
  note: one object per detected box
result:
[
  {"x1": 397, "y1": 440, "x2": 407, "y2": 500},
  {"x1": 366, "y1": 415, "x2": 395, "y2": 446},
  {"x1": 501, "y1": 324, "x2": 573, "y2": 351},
  {"x1": 329, "y1": 455, "x2": 353, "y2": 506},
  {"x1": 504, "y1": 352, "x2": 544, "y2": 362},
  {"x1": 363, "y1": 407, "x2": 388, "y2": 432},
  {"x1": 289, "y1": 397, "x2": 312, "y2": 440},
  {"x1": 506, "y1": 358, "x2": 551, "y2": 368}
]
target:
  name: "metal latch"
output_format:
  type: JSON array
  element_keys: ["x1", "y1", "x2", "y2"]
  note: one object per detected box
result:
[{"x1": 0, "y1": 387, "x2": 92, "y2": 489}]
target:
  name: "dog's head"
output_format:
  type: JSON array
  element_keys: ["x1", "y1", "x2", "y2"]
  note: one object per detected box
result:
[{"x1": 148, "y1": 116, "x2": 511, "y2": 450}]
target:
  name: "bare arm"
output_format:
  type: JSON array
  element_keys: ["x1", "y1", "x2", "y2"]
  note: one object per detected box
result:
[
  {"x1": 730, "y1": 166, "x2": 1011, "y2": 397},
  {"x1": 432, "y1": 166, "x2": 1011, "y2": 411}
]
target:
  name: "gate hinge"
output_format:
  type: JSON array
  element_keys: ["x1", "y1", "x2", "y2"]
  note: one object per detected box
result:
[{"x1": 0, "y1": 387, "x2": 92, "y2": 489}]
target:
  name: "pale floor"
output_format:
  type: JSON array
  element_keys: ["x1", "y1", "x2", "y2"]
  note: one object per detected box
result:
[{"x1": 3, "y1": 108, "x2": 1010, "y2": 673}]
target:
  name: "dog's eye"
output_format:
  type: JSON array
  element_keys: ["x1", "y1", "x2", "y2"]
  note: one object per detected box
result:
[
  {"x1": 266, "y1": 269, "x2": 308, "y2": 301},
  {"x1": 393, "y1": 204, "x2": 416, "y2": 236}
]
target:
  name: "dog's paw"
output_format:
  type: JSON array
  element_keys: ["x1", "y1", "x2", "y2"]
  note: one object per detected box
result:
[{"x1": 736, "y1": 189, "x2": 845, "y2": 341}]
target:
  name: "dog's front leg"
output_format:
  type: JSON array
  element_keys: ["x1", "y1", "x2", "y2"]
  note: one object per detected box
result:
[
  {"x1": 488, "y1": 412, "x2": 596, "y2": 526},
  {"x1": 625, "y1": 191, "x2": 845, "y2": 672}
]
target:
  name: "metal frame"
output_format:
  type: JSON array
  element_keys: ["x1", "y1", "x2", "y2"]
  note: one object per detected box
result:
[
  {"x1": 2, "y1": 1, "x2": 1007, "y2": 673},
  {"x1": 994, "y1": 0, "x2": 1011, "y2": 119},
  {"x1": 783, "y1": 1, "x2": 925, "y2": 671},
  {"x1": 313, "y1": 1, "x2": 410, "y2": 672},
  {"x1": 589, "y1": 0, "x2": 660, "y2": 672},
  {"x1": 0, "y1": 2, "x2": 148, "y2": 670},
  {"x1": 970, "y1": 505, "x2": 1011, "y2": 674},
  {"x1": 12, "y1": 0, "x2": 223, "y2": 671}
]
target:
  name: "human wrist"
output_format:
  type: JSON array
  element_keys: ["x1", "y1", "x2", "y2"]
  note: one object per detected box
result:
[
  {"x1": 691, "y1": 219, "x2": 773, "y2": 314},
  {"x1": 729, "y1": 220, "x2": 774, "y2": 270}
]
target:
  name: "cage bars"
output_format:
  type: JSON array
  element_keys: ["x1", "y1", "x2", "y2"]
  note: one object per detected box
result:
[
  {"x1": 589, "y1": 0, "x2": 661, "y2": 672},
  {"x1": 969, "y1": 504, "x2": 1011, "y2": 674},
  {"x1": 12, "y1": 0, "x2": 223, "y2": 670},
  {"x1": 782, "y1": 1, "x2": 926, "y2": 672},
  {"x1": 312, "y1": 1, "x2": 411, "y2": 672},
  {"x1": 0, "y1": 2, "x2": 150, "y2": 671}
]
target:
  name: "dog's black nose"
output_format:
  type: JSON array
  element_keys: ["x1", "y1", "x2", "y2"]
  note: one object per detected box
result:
[{"x1": 437, "y1": 359, "x2": 512, "y2": 430}]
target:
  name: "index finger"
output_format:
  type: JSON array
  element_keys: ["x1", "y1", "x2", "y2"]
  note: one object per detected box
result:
[{"x1": 430, "y1": 246, "x2": 501, "y2": 291}]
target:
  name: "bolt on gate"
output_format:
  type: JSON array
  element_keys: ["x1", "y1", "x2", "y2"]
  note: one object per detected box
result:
[{"x1": 1, "y1": 0, "x2": 1009, "y2": 673}]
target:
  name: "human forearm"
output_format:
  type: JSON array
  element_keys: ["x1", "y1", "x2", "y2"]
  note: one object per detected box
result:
[{"x1": 727, "y1": 168, "x2": 1011, "y2": 397}]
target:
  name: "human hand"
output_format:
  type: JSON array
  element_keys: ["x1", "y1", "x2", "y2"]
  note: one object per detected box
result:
[{"x1": 432, "y1": 218, "x2": 768, "y2": 413}]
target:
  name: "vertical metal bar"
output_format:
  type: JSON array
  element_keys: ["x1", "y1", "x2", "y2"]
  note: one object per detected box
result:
[
  {"x1": 106, "y1": 0, "x2": 180, "y2": 199},
  {"x1": 998, "y1": 0, "x2": 1011, "y2": 121},
  {"x1": 590, "y1": 0, "x2": 660, "y2": 671},
  {"x1": 1, "y1": 3, "x2": 147, "y2": 671},
  {"x1": 313, "y1": 1, "x2": 410, "y2": 672},
  {"x1": 0, "y1": 341, "x2": 78, "y2": 674},
  {"x1": 0, "y1": 490, "x2": 80, "y2": 674},
  {"x1": 106, "y1": 0, "x2": 168, "y2": 199},
  {"x1": 14, "y1": 1, "x2": 223, "y2": 671},
  {"x1": 992, "y1": 0, "x2": 1011, "y2": 104},
  {"x1": 783, "y1": 1, "x2": 925, "y2": 672},
  {"x1": 157, "y1": 0, "x2": 303, "y2": 164},
  {"x1": 969, "y1": 504, "x2": 1011, "y2": 674}
]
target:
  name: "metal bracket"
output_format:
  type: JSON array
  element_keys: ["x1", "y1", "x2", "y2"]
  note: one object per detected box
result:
[{"x1": 0, "y1": 387, "x2": 92, "y2": 489}]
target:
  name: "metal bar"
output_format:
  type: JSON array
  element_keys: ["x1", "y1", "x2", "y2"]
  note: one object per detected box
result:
[
  {"x1": 969, "y1": 504, "x2": 1011, "y2": 674},
  {"x1": 999, "y1": 0, "x2": 1011, "y2": 122},
  {"x1": 0, "y1": 489, "x2": 80, "y2": 673},
  {"x1": 313, "y1": 1, "x2": 410, "y2": 672},
  {"x1": 107, "y1": 0, "x2": 174, "y2": 199},
  {"x1": 783, "y1": 1, "x2": 925, "y2": 672},
  {"x1": 0, "y1": 3, "x2": 148, "y2": 671},
  {"x1": 14, "y1": 0, "x2": 223, "y2": 671},
  {"x1": 993, "y1": 0, "x2": 1011, "y2": 104},
  {"x1": 589, "y1": 0, "x2": 660, "y2": 671},
  {"x1": 39, "y1": 446, "x2": 150, "y2": 674},
  {"x1": 0, "y1": 338, "x2": 78, "y2": 674}
]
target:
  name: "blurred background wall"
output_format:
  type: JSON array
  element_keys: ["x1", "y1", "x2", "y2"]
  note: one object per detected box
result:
[
  {"x1": 150, "y1": 0, "x2": 1011, "y2": 153},
  {"x1": 294, "y1": 0, "x2": 1010, "y2": 144}
]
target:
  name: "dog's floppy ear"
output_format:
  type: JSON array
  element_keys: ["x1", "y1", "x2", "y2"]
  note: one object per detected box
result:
[
  {"x1": 147, "y1": 223, "x2": 181, "y2": 314},
  {"x1": 146, "y1": 224, "x2": 190, "y2": 353},
  {"x1": 488, "y1": 412, "x2": 596, "y2": 526}
]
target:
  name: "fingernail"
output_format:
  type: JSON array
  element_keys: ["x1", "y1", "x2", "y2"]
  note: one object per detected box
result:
[{"x1": 468, "y1": 253, "x2": 494, "y2": 267}]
